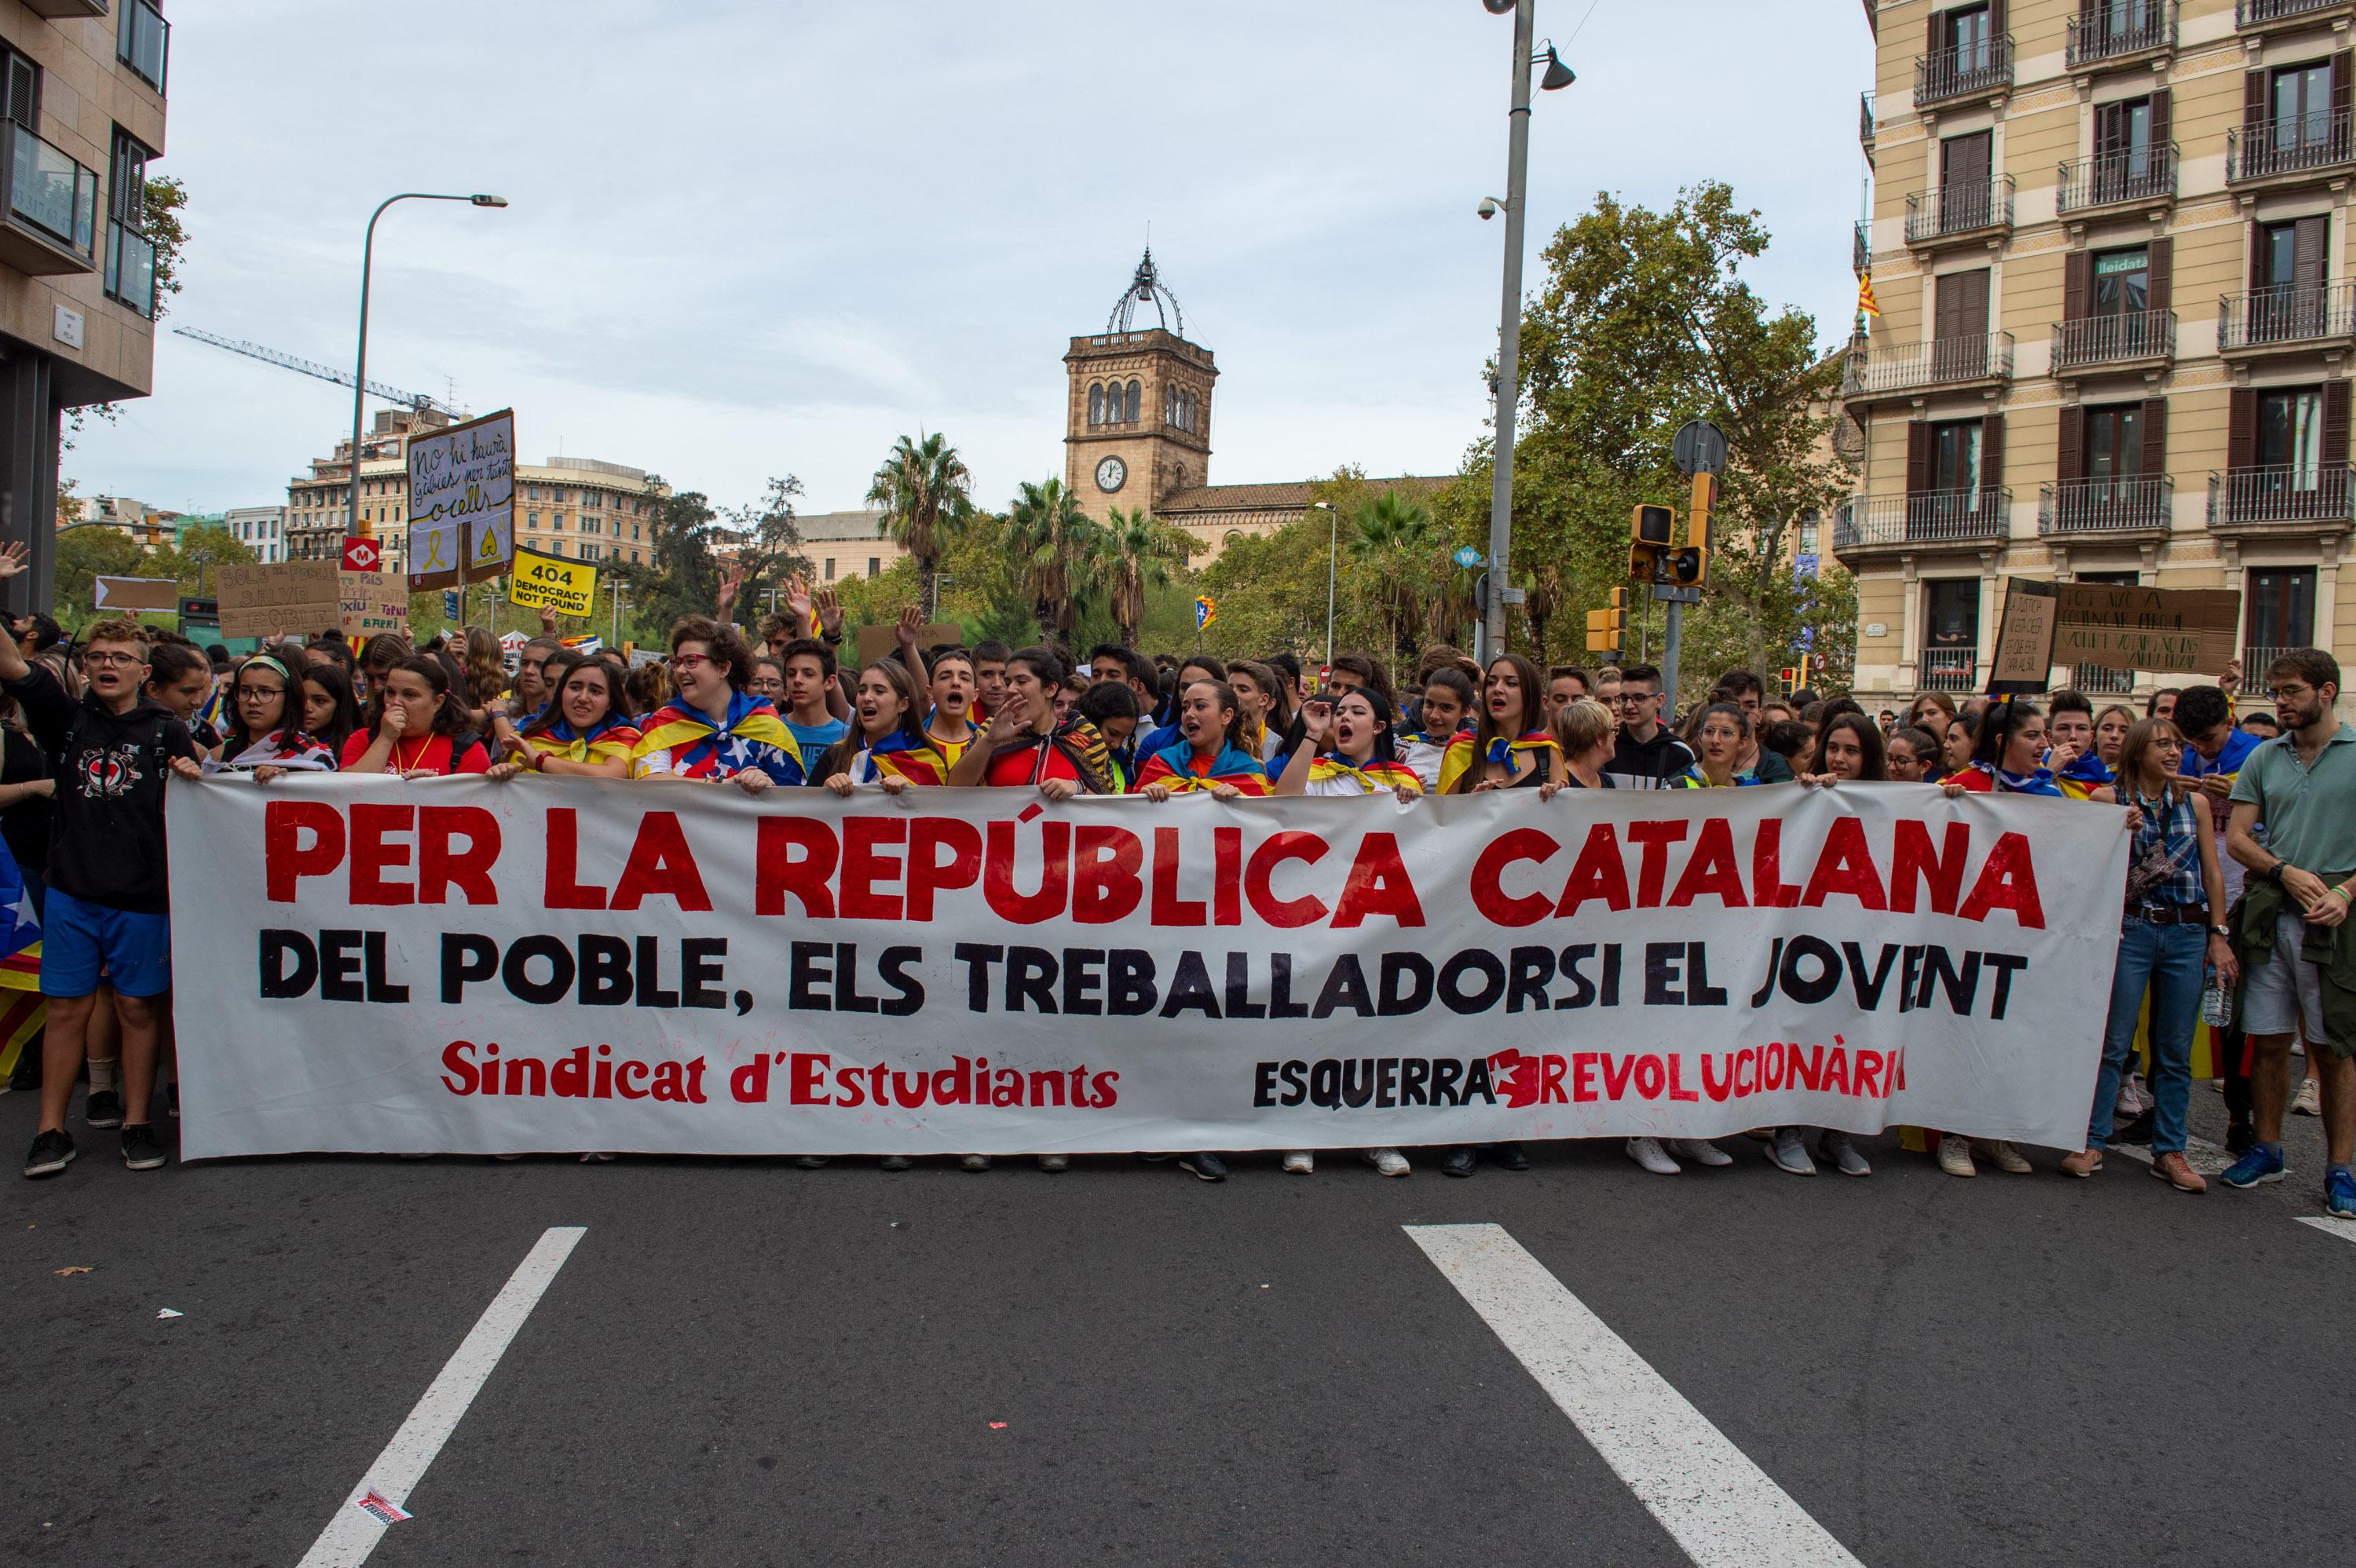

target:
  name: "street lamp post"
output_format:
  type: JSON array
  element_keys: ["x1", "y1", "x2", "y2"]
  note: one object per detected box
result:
[
  {"x1": 1312, "y1": 501, "x2": 1337, "y2": 671},
  {"x1": 347, "y1": 192, "x2": 508, "y2": 565}
]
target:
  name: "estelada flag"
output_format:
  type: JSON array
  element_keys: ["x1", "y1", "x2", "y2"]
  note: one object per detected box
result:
[{"x1": 1857, "y1": 273, "x2": 1881, "y2": 320}]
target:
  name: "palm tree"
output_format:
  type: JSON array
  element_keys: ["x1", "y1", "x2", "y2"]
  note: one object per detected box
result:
[
  {"x1": 1006, "y1": 478, "x2": 1099, "y2": 643},
  {"x1": 1344, "y1": 490, "x2": 1437, "y2": 662},
  {"x1": 1097, "y1": 506, "x2": 1195, "y2": 645},
  {"x1": 867, "y1": 432, "x2": 972, "y2": 621}
]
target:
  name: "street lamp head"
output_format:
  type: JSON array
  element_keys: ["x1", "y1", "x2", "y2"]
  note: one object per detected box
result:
[
  {"x1": 1538, "y1": 46, "x2": 1576, "y2": 90},
  {"x1": 1311, "y1": 502, "x2": 1335, "y2": 511},
  {"x1": 1481, "y1": 0, "x2": 1517, "y2": 13},
  {"x1": 470, "y1": 194, "x2": 509, "y2": 207}
]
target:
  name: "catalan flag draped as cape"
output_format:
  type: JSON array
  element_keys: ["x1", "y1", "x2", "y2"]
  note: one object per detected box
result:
[
  {"x1": 1134, "y1": 740, "x2": 1271, "y2": 795},
  {"x1": 851, "y1": 730, "x2": 945, "y2": 786},
  {"x1": 1436, "y1": 730, "x2": 1561, "y2": 793},
  {"x1": 2051, "y1": 751, "x2": 2115, "y2": 802},
  {"x1": 514, "y1": 714, "x2": 643, "y2": 771},
  {"x1": 0, "y1": 839, "x2": 42, "y2": 1082},
  {"x1": 1304, "y1": 755, "x2": 1424, "y2": 795},
  {"x1": 631, "y1": 689, "x2": 804, "y2": 784}
]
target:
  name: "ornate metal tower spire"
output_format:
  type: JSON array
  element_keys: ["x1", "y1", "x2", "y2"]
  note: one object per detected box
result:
[{"x1": 1107, "y1": 247, "x2": 1185, "y2": 338}]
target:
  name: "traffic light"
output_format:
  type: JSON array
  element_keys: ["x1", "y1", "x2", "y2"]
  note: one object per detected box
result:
[
  {"x1": 1780, "y1": 665, "x2": 1798, "y2": 695},
  {"x1": 1674, "y1": 473, "x2": 1716, "y2": 586},
  {"x1": 1630, "y1": 504, "x2": 1674, "y2": 581},
  {"x1": 1586, "y1": 587, "x2": 1626, "y2": 654}
]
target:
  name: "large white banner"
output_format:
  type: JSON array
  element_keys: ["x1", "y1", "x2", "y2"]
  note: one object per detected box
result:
[{"x1": 166, "y1": 776, "x2": 2128, "y2": 1159}]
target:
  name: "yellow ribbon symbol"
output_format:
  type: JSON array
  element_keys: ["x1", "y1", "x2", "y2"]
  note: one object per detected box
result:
[{"x1": 420, "y1": 527, "x2": 452, "y2": 571}]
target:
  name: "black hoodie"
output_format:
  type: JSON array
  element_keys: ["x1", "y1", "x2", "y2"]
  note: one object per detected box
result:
[{"x1": 46, "y1": 691, "x2": 197, "y2": 913}]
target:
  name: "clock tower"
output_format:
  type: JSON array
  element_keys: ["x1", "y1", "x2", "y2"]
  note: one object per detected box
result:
[{"x1": 1064, "y1": 250, "x2": 1217, "y2": 524}]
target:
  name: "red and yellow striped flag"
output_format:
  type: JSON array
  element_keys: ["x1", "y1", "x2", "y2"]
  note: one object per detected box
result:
[{"x1": 1857, "y1": 273, "x2": 1881, "y2": 320}]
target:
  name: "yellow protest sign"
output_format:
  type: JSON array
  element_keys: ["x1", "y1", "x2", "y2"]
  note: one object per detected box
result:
[{"x1": 507, "y1": 546, "x2": 598, "y2": 618}]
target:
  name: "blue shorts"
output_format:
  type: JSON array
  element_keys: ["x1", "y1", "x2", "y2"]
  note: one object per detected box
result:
[{"x1": 39, "y1": 887, "x2": 171, "y2": 999}]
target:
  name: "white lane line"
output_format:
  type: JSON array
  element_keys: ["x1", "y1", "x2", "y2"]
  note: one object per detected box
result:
[
  {"x1": 298, "y1": 1226, "x2": 586, "y2": 1568},
  {"x1": 2296, "y1": 1217, "x2": 2356, "y2": 1246},
  {"x1": 1407, "y1": 1223, "x2": 1864, "y2": 1568}
]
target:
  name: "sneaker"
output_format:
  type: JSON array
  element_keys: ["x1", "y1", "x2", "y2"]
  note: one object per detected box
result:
[
  {"x1": 2150, "y1": 1151, "x2": 2208, "y2": 1193},
  {"x1": 2325, "y1": 1168, "x2": 2356, "y2": 1221},
  {"x1": 1767, "y1": 1128, "x2": 1816, "y2": 1175},
  {"x1": 1974, "y1": 1139, "x2": 2033, "y2": 1175},
  {"x1": 120, "y1": 1123, "x2": 166, "y2": 1171},
  {"x1": 2058, "y1": 1148, "x2": 2103, "y2": 1179},
  {"x1": 880, "y1": 1155, "x2": 913, "y2": 1171},
  {"x1": 23, "y1": 1128, "x2": 73, "y2": 1179},
  {"x1": 1179, "y1": 1152, "x2": 1227, "y2": 1182},
  {"x1": 960, "y1": 1154, "x2": 992, "y2": 1172},
  {"x1": 2220, "y1": 1145, "x2": 2287, "y2": 1189},
  {"x1": 579, "y1": 1152, "x2": 616, "y2": 1163},
  {"x1": 1818, "y1": 1131, "x2": 1871, "y2": 1177},
  {"x1": 1669, "y1": 1137, "x2": 1732, "y2": 1168},
  {"x1": 795, "y1": 1156, "x2": 829, "y2": 1168},
  {"x1": 2295, "y1": 1078, "x2": 2322, "y2": 1117},
  {"x1": 1037, "y1": 1153, "x2": 1069, "y2": 1173},
  {"x1": 1625, "y1": 1136, "x2": 1681, "y2": 1175},
  {"x1": 1440, "y1": 1147, "x2": 1478, "y2": 1178},
  {"x1": 1281, "y1": 1151, "x2": 1315, "y2": 1175},
  {"x1": 84, "y1": 1089, "x2": 123, "y2": 1131},
  {"x1": 1937, "y1": 1135, "x2": 1976, "y2": 1178},
  {"x1": 1489, "y1": 1142, "x2": 1530, "y2": 1171},
  {"x1": 1363, "y1": 1147, "x2": 1410, "y2": 1178},
  {"x1": 2110, "y1": 1109, "x2": 2155, "y2": 1147}
]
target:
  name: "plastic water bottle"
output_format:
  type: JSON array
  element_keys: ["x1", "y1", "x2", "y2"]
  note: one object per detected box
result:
[{"x1": 2201, "y1": 969, "x2": 2233, "y2": 1029}]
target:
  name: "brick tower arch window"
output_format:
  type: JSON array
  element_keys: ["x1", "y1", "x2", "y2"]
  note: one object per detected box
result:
[
  {"x1": 1088, "y1": 383, "x2": 1104, "y2": 426},
  {"x1": 1125, "y1": 379, "x2": 1142, "y2": 422}
]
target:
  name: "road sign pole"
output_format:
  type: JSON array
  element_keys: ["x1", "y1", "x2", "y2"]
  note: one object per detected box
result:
[{"x1": 1661, "y1": 595, "x2": 1682, "y2": 716}]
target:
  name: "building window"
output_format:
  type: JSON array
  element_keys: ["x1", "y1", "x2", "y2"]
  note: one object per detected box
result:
[
  {"x1": 526, "y1": 511, "x2": 540, "y2": 528},
  {"x1": 824, "y1": 557, "x2": 836, "y2": 581},
  {"x1": 104, "y1": 128, "x2": 156, "y2": 317},
  {"x1": 1929, "y1": 418, "x2": 1982, "y2": 494},
  {"x1": 2085, "y1": 403, "x2": 2144, "y2": 482},
  {"x1": 552, "y1": 514, "x2": 566, "y2": 531},
  {"x1": 869, "y1": 557, "x2": 880, "y2": 578},
  {"x1": 1944, "y1": 3, "x2": 1992, "y2": 66},
  {"x1": 1798, "y1": 510, "x2": 1820, "y2": 556},
  {"x1": 1088, "y1": 384, "x2": 1103, "y2": 426},
  {"x1": 1125, "y1": 379, "x2": 1141, "y2": 423},
  {"x1": 2270, "y1": 60, "x2": 2333, "y2": 158},
  {"x1": 2246, "y1": 567, "x2": 2317, "y2": 667},
  {"x1": 117, "y1": 0, "x2": 168, "y2": 96},
  {"x1": 2256, "y1": 387, "x2": 2324, "y2": 486},
  {"x1": 3, "y1": 46, "x2": 38, "y2": 133},
  {"x1": 1922, "y1": 577, "x2": 1981, "y2": 691}
]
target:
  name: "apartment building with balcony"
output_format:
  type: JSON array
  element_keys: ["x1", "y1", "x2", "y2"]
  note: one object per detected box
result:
[
  {"x1": 0, "y1": 0, "x2": 168, "y2": 616},
  {"x1": 282, "y1": 407, "x2": 670, "y2": 577},
  {"x1": 1844, "y1": 0, "x2": 2356, "y2": 707}
]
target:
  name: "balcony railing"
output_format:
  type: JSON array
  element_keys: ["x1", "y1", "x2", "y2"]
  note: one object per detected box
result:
[
  {"x1": 2218, "y1": 282, "x2": 2356, "y2": 350},
  {"x1": 1842, "y1": 331, "x2": 2014, "y2": 397},
  {"x1": 2052, "y1": 309, "x2": 2175, "y2": 371},
  {"x1": 117, "y1": 0, "x2": 169, "y2": 94},
  {"x1": 2068, "y1": 2, "x2": 2177, "y2": 66},
  {"x1": 1853, "y1": 220, "x2": 1870, "y2": 275},
  {"x1": 2069, "y1": 663, "x2": 2139, "y2": 696},
  {"x1": 2228, "y1": 109, "x2": 2354, "y2": 182},
  {"x1": 1904, "y1": 175, "x2": 2014, "y2": 243},
  {"x1": 2207, "y1": 465, "x2": 2356, "y2": 527},
  {"x1": 104, "y1": 219, "x2": 155, "y2": 317},
  {"x1": 2237, "y1": 0, "x2": 2348, "y2": 27},
  {"x1": 1835, "y1": 490, "x2": 2012, "y2": 550},
  {"x1": 2243, "y1": 644, "x2": 2311, "y2": 682},
  {"x1": 1919, "y1": 647, "x2": 1981, "y2": 693},
  {"x1": 1860, "y1": 92, "x2": 1875, "y2": 148},
  {"x1": 0, "y1": 122, "x2": 97, "y2": 274},
  {"x1": 1915, "y1": 35, "x2": 2014, "y2": 107},
  {"x1": 2056, "y1": 144, "x2": 2177, "y2": 212},
  {"x1": 2039, "y1": 475, "x2": 2175, "y2": 534}
]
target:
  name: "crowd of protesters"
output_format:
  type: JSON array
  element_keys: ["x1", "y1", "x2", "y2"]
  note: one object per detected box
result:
[{"x1": 0, "y1": 542, "x2": 2346, "y2": 1219}]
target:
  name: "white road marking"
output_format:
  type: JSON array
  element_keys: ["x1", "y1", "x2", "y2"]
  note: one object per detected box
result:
[
  {"x1": 2296, "y1": 1217, "x2": 2356, "y2": 1246},
  {"x1": 1407, "y1": 1223, "x2": 1864, "y2": 1568},
  {"x1": 297, "y1": 1226, "x2": 585, "y2": 1568},
  {"x1": 2105, "y1": 1133, "x2": 2233, "y2": 1176}
]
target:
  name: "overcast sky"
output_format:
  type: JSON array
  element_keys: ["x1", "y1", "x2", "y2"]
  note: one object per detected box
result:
[{"x1": 68, "y1": 0, "x2": 1873, "y2": 521}]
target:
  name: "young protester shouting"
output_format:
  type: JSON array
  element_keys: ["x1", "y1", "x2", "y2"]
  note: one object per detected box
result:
[
  {"x1": 630, "y1": 616, "x2": 804, "y2": 792},
  {"x1": 946, "y1": 647, "x2": 1121, "y2": 799},
  {"x1": 1133, "y1": 654, "x2": 1231, "y2": 760},
  {"x1": 487, "y1": 655, "x2": 642, "y2": 780},
  {"x1": 922, "y1": 645, "x2": 982, "y2": 774},
  {"x1": 342, "y1": 656, "x2": 496, "y2": 777},
  {"x1": 1440, "y1": 653, "x2": 1560, "y2": 792},
  {"x1": 1399, "y1": 667, "x2": 1475, "y2": 791},
  {"x1": 2058, "y1": 717, "x2": 2234, "y2": 1191},
  {"x1": 1136, "y1": 679, "x2": 1271, "y2": 799},
  {"x1": 0, "y1": 609, "x2": 203, "y2": 1180},
  {"x1": 1671, "y1": 703, "x2": 1762, "y2": 789},
  {"x1": 1271, "y1": 685, "x2": 1422, "y2": 1178},
  {"x1": 218, "y1": 654, "x2": 339, "y2": 774},
  {"x1": 821, "y1": 659, "x2": 942, "y2": 795}
]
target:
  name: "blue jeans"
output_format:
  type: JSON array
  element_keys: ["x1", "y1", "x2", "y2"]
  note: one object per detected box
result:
[{"x1": 2091, "y1": 916, "x2": 2205, "y2": 1154}]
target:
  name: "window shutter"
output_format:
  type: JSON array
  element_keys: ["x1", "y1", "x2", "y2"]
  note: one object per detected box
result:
[
  {"x1": 2063, "y1": 250, "x2": 2091, "y2": 322},
  {"x1": 1927, "y1": 8, "x2": 1944, "y2": 60},
  {"x1": 2057, "y1": 404, "x2": 2085, "y2": 484},
  {"x1": 1906, "y1": 421, "x2": 1931, "y2": 495},
  {"x1": 2336, "y1": 52, "x2": 2353, "y2": 123},
  {"x1": 2146, "y1": 236, "x2": 2172, "y2": 315},
  {"x1": 2296, "y1": 214, "x2": 2328, "y2": 287},
  {"x1": 2227, "y1": 387, "x2": 2257, "y2": 472},
  {"x1": 2327, "y1": 380, "x2": 2351, "y2": 472},
  {"x1": 2139, "y1": 398, "x2": 2168, "y2": 479},
  {"x1": 1988, "y1": 0, "x2": 2007, "y2": 41},
  {"x1": 1981, "y1": 412, "x2": 2006, "y2": 494},
  {"x1": 2149, "y1": 88, "x2": 2171, "y2": 153}
]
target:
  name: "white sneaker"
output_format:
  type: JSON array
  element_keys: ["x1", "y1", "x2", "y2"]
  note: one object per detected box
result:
[
  {"x1": 1767, "y1": 1127, "x2": 1817, "y2": 1175},
  {"x1": 1037, "y1": 1153, "x2": 1069, "y2": 1173},
  {"x1": 1281, "y1": 1150, "x2": 1314, "y2": 1174},
  {"x1": 1363, "y1": 1147, "x2": 1410, "y2": 1178},
  {"x1": 1669, "y1": 1137, "x2": 1733, "y2": 1167},
  {"x1": 1937, "y1": 1135, "x2": 1976, "y2": 1178},
  {"x1": 2296, "y1": 1077, "x2": 2322, "y2": 1117},
  {"x1": 960, "y1": 1153, "x2": 992, "y2": 1171},
  {"x1": 1817, "y1": 1131, "x2": 1871, "y2": 1177},
  {"x1": 1625, "y1": 1136, "x2": 1681, "y2": 1175},
  {"x1": 1974, "y1": 1139, "x2": 2032, "y2": 1174}
]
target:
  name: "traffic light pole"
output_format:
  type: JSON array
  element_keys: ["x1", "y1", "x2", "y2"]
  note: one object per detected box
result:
[{"x1": 1660, "y1": 594, "x2": 1684, "y2": 716}]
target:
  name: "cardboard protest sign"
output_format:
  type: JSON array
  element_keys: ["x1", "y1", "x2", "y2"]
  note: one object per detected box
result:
[
  {"x1": 2050, "y1": 584, "x2": 2239, "y2": 676},
  {"x1": 507, "y1": 546, "x2": 598, "y2": 618},
  {"x1": 93, "y1": 576, "x2": 179, "y2": 613},
  {"x1": 338, "y1": 571, "x2": 408, "y2": 638},
  {"x1": 215, "y1": 562, "x2": 341, "y2": 638},
  {"x1": 1988, "y1": 579, "x2": 2056, "y2": 696},
  {"x1": 406, "y1": 409, "x2": 514, "y2": 587}
]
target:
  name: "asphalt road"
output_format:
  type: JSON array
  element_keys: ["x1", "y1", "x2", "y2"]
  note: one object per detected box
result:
[{"x1": 3, "y1": 1083, "x2": 2351, "y2": 1568}]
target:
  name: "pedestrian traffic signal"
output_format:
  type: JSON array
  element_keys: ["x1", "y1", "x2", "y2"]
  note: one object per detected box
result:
[
  {"x1": 1630, "y1": 504, "x2": 1674, "y2": 581},
  {"x1": 1674, "y1": 473, "x2": 1716, "y2": 586},
  {"x1": 1586, "y1": 587, "x2": 1626, "y2": 654}
]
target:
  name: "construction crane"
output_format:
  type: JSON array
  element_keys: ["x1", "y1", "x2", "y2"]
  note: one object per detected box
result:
[{"x1": 171, "y1": 326, "x2": 466, "y2": 419}]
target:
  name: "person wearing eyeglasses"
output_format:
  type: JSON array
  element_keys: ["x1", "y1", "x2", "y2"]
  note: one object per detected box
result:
[
  {"x1": 1606, "y1": 664, "x2": 1695, "y2": 784},
  {"x1": 629, "y1": 616, "x2": 804, "y2": 792},
  {"x1": 2221, "y1": 649, "x2": 2356, "y2": 1220}
]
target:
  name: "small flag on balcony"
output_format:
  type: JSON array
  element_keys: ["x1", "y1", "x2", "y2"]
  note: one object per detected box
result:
[{"x1": 1856, "y1": 272, "x2": 1880, "y2": 320}]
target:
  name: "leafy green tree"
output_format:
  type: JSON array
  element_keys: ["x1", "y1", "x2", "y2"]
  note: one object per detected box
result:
[
  {"x1": 1004, "y1": 479, "x2": 1099, "y2": 645},
  {"x1": 1345, "y1": 490, "x2": 1440, "y2": 663},
  {"x1": 718, "y1": 476, "x2": 810, "y2": 622},
  {"x1": 866, "y1": 433, "x2": 973, "y2": 620},
  {"x1": 146, "y1": 524, "x2": 256, "y2": 598},
  {"x1": 613, "y1": 482, "x2": 723, "y2": 634},
  {"x1": 1096, "y1": 506, "x2": 1195, "y2": 646},
  {"x1": 52, "y1": 528, "x2": 143, "y2": 619}
]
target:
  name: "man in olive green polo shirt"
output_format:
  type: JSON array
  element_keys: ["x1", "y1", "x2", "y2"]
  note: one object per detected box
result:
[{"x1": 2224, "y1": 646, "x2": 2356, "y2": 1219}]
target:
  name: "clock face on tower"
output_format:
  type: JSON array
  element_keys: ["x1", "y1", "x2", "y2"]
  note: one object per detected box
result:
[{"x1": 1095, "y1": 455, "x2": 1128, "y2": 494}]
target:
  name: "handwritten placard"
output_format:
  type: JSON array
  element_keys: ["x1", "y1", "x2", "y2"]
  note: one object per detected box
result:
[
  {"x1": 406, "y1": 409, "x2": 514, "y2": 588},
  {"x1": 1988, "y1": 578, "x2": 2057, "y2": 695},
  {"x1": 338, "y1": 571, "x2": 409, "y2": 638},
  {"x1": 214, "y1": 562, "x2": 342, "y2": 638},
  {"x1": 2051, "y1": 584, "x2": 2239, "y2": 675}
]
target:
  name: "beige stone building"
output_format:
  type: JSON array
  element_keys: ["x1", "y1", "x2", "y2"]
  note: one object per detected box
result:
[
  {"x1": 283, "y1": 406, "x2": 668, "y2": 576},
  {"x1": 796, "y1": 509, "x2": 905, "y2": 584},
  {"x1": 1844, "y1": 0, "x2": 2356, "y2": 708},
  {"x1": 0, "y1": 0, "x2": 168, "y2": 612}
]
